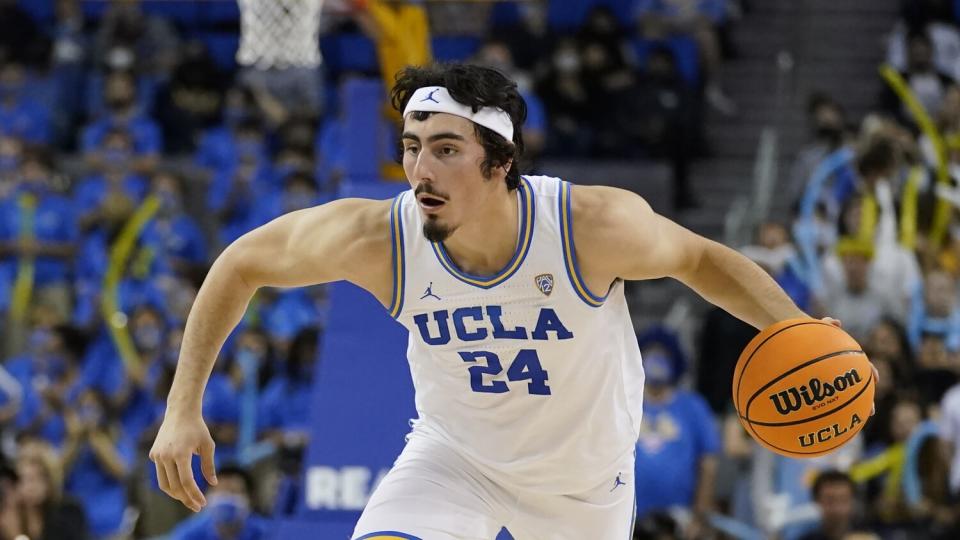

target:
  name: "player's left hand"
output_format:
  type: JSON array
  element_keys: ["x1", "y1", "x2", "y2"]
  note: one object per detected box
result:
[{"x1": 821, "y1": 316, "x2": 878, "y2": 416}]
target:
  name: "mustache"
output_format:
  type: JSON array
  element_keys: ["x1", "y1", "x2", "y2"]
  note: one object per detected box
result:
[{"x1": 414, "y1": 183, "x2": 449, "y2": 201}]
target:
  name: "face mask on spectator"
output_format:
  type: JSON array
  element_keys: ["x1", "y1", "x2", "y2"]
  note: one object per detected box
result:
[
  {"x1": 157, "y1": 191, "x2": 181, "y2": 216},
  {"x1": 28, "y1": 329, "x2": 52, "y2": 353},
  {"x1": 236, "y1": 140, "x2": 261, "y2": 159},
  {"x1": 554, "y1": 50, "x2": 580, "y2": 74},
  {"x1": 208, "y1": 492, "x2": 250, "y2": 526},
  {"x1": 0, "y1": 154, "x2": 18, "y2": 172},
  {"x1": 643, "y1": 353, "x2": 675, "y2": 386},
  {"x1": 103, "y1": 148, "x2": 132, "y2": 169},
  {"x1": 134, "y1": 324, "x2": 163, "y2": 351},
  {"x1": 79, "y1": 401, "x2": 103, "y2": 425}
]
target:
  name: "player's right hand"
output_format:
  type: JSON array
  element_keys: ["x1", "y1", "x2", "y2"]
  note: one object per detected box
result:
[{"x1": 148, "y1": 410, "x2": 217, "y2": 512}]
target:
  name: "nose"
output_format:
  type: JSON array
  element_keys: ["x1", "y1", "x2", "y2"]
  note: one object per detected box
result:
[{"x1": 411, "y1": 149, "x2": 436, "y2": 183}]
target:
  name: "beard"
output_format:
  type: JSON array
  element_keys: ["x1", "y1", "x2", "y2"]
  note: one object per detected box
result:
[{"x1": 423, "y1": 217, "x2": 454, "y2": 242}]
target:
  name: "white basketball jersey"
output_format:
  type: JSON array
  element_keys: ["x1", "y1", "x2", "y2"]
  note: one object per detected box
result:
[{"x1": 387, "y1": 175, "x2": 645, "y2": 494}]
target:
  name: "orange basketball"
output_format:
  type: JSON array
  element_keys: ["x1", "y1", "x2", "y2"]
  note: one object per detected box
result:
[{"x1": 732, "y1": 318, "x2": 875, "y2": 458}]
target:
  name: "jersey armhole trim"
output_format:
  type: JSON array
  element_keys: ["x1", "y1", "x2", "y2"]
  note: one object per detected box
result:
[
  {"x1": 388, "y1": 192, "x2": 406, "y2": 318},
  {"x1": 559, "y1": 181, "x2": 608, "y2": 307}
]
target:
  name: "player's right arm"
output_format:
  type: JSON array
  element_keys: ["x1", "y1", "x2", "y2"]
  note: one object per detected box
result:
[{"x1": 149, "y1": 198, "x2": 393, "y2": 513}]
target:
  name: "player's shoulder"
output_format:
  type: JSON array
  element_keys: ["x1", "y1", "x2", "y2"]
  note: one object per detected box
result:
[
  {"x1": 303, "y1": 196, "x2": 393, "y2": 234},
  {"x1": 567, "y1": 183, "x2": 655, "y2": 240}
]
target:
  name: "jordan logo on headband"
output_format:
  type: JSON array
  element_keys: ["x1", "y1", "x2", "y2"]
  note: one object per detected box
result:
[
  {"x1": 404, "y1": 86, "x2": 515, "y2": 143},
  {"x1": 420, "y1": 89, "x2": 441, "y2": 104}
]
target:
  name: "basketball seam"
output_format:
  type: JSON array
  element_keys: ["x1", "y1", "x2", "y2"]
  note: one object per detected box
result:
[
  {"x1": 734, "y1": 320, "x2": 827, "y2": 419},
  {"x1": 742, "y1": 349, "x2": 865, "y2": 424},
  {"x1": 745, "y1": 371, "x2": 873, "y2": 455}
]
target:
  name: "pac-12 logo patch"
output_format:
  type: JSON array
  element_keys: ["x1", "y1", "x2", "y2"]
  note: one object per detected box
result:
[{"x1": 535, "y1": 273, "x2": 554, "y2": 296}]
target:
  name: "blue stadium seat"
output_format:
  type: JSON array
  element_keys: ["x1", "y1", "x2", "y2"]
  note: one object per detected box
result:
[
  {"x1": 16, "y1": 0, "x2": 54, "y2": 24},
  {"x1": 194, "y1": 32, "x2": 239, "y2": 71},
  {"x1": 199, "y1": 0, "x2": 241, "y2": 25},
  {"x1": 141, "y1": 0, "x2": 200, "y2": 27},
  {"x1": 320, "y1": 33, "x2": 379, "y2": 77},
  {"x1": 547, "y1": 0, "x2": 597, "y2": 31},
  {"x1": 489, "y1": 1, "x2": 522, "y2": 29},
  {"x1": 340, "y1": 78, "x2": 388, "y2": 181},
  {"x1": 631, "y1": 35, "x2": 701, "y2": 85},
  {"x1": 431, "y1": 36, "x2": 483, "y2": 62},
  {"x1": 80, "y1": 0, "x2": 109, "y2": 21}
]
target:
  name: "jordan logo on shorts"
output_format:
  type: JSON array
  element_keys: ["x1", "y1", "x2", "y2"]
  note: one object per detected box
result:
[
  {"x1": 610, "y1": 472, "x2": 626, "y2": 492},
  {"x1": 420, "y1": 282, "x2": 441, "y2": 300}
]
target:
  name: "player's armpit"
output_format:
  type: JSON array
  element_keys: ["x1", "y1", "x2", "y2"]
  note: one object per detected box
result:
[
  {"x1": 570, "y1": 185, "x2": 708, "y2": 284},
  {"x1": 223, "y1": 197, "x2": 393, "y2": 295}
]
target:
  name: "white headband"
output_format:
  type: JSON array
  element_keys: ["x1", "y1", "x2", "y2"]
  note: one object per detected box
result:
[{"x1": 403, "y1": 86, "x2": 514, "y2": 143}]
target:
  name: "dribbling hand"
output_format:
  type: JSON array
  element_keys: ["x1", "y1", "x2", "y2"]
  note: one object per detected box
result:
[{"x1": 148, "y1": 411, "x2": 218, "y2": 512}]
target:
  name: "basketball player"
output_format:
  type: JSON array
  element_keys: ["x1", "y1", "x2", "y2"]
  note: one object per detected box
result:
[{"x1": 150, "y1": 64, "x2": 868, "y2": 539}]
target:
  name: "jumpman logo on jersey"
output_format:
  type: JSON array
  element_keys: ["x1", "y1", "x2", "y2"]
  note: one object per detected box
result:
[
  {"x1": 420, "y1": 282, "x2": 441, "y2": 300},
  {"x1": 420, "y1": 89, "x2": 441, "y2": 103},
  {"x1": 610, "y1": 472, "x2": 626, "y2": 492}
]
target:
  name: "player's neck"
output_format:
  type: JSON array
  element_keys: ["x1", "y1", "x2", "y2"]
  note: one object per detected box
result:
[{"x1": 441, "y1": 187, "x2": 520, "y2": 277}]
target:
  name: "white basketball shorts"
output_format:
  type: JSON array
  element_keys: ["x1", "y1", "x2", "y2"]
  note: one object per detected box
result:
[{"x1": 352, "y1": 435, "x2": 636, "y2": 540}]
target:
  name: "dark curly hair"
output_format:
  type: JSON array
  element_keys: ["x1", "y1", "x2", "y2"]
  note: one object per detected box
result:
[{"x1": 390, "y1": 63, "x2": 527, "y2": 191}]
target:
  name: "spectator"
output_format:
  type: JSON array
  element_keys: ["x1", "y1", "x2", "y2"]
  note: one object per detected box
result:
[
  {"x1": 797, "y1": 470, "x2": 862, "y2": 540},
  {"x1": 473, "y1": 40, "x2": 547, "y2": 169},
  {"x1": 861, "y1": 318, "x2": 914, "y2": 449},
  {"x1": 788, "y1": 93, "x2": 851, "y2": 204},
  {"x1": 741, "y1": 221, "x2": 812, "y2": 311},
  {"x1": 167, "y1": 464, "x2": 270, "y2": 540},
  {"x1": 258, "y1": 327, "x2": 320, "y2": 457},
  {"x1": 633, "y1": 335, "x2": 719, "y2": 538},
  {"x1": 202, "y1": 330, "x2": 261, "y2": 466},
  {"x1": 140, "y1": 170, "x2": 208, "y2": 277},
  {"x1": 882, "y1": 28, "x2": 956, "y2": 124},
  {"x1": 154, "y1": 42, "x2": 226, "y2": 154},
  {"x1": 632, "y1": 45, "x2": 701, "y2": 209},
  {"x1": 0, "y1": 61, "x2": 52, "y2": 144},
  {"x1": 6, "y1": 324, "x2": 85, "y2": 448},
  {"x1": 75, "y1": 128, "x2": 147, "y2": 233},
  {"x1": 92, "y1": 0, "x2": 180, "y2": 77},
  {"x1": 817, "y1": 239, "x2": 899, "y2": 341},
  {"x1": 49, "y1": 0, "x2": 89, "y2": 148},
  {"x1": 490, "y1": 0, "x2": 554, "y2": 80},
  {"x1": 0, "y1": 441, "x2": 88, "y2": 540},
  {"x1": 61, "y1": 388, "x2": 134, "y2": 539},
  {"x1": 907, "y1": 270, "x2": 960, "y2": 354},
  {"x1": 82, "y1": 70, "x2": 161, "y2": 175},
  {"x1": 0, "y1": 147, "x2": 78, "y2": 326},
  {"x1": 197, "y1": 107, "x2": 268, "y2": 178},
  {"x1": 635, "y1": 0, "x2": 738, "y2": 115},
  {"x1": 538, "y1": 37, "x2": 593, "y2": 156},
  {"x1": 248, "y1": 170, "x2": 323, "y2": 233},
  {"x1": 849, "y1": 398, "x2": 931, "y2": 532},
  {"x1": 914, "y1": 330, "x2": 960, "y2": 409},
  {"x1": 0, "y1": 133, "x2": 22, "y2": 200}
]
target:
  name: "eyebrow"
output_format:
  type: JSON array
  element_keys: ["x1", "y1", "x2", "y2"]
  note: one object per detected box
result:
[{"x1": 401, "y1": 132, "x2": 467, "y2": 143}]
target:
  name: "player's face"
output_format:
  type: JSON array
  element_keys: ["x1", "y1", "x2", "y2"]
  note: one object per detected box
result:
[{"x1": 401, "y1": 113, "x2": 502, "y2": 242}]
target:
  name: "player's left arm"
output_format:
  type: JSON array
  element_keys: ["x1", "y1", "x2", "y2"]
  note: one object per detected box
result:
[{"x1": 572, "y1": 185, "x2": 808, "y2": 330}]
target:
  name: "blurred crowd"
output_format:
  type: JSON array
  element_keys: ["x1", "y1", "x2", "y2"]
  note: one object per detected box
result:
[
  {"x1": 1, "y1": 0, "x2": 905, "y2": 539},
  {"x1": 630, "y1": 1, "x2": 960, "y2": 539}
]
